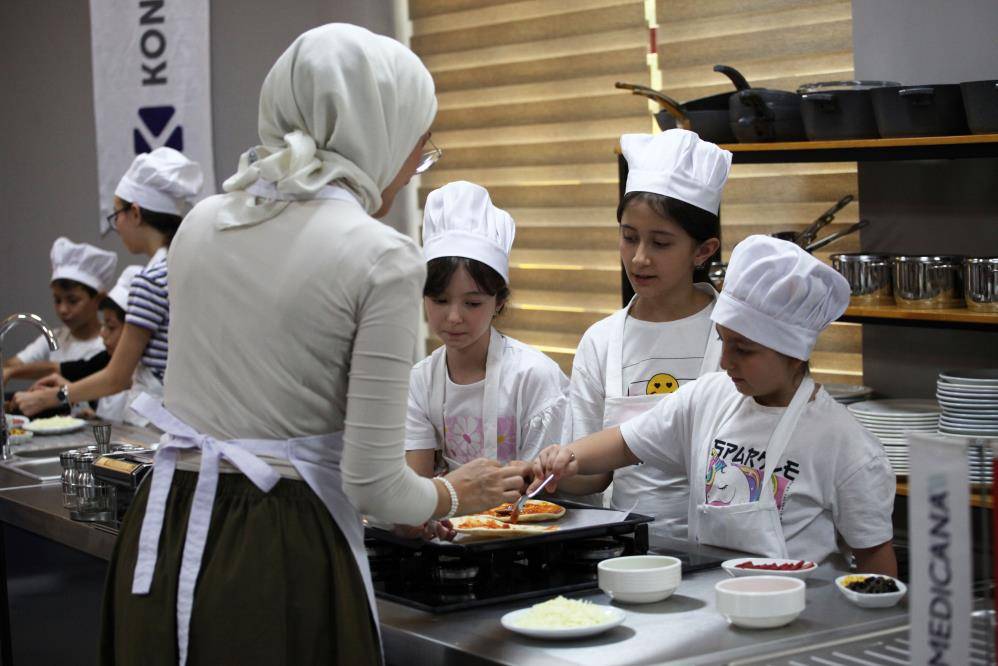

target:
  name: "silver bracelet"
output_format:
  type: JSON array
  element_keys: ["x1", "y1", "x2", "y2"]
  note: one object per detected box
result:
[{"x1": 436, "y1": 476, "x2": 458, "y2": 520}]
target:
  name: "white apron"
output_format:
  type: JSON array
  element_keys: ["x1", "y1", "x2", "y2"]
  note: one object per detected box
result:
[
  {"x1": 689, "y1": 375, "x2": 815, "y2": 558},
  {"x1": 122, "y1": 363, "x2": 162, "y2": 427},
  {"x1": 128, "y1": 394, "x2": 380, "y2": 666},
  {"x1": 603, "y1": 289, "x2": 722, "y2": 539},
  {"x1": 427, "y1": 327, "x2": 505, "y2": 472}
]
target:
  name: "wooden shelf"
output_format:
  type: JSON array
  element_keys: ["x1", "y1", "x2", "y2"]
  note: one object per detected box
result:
[
  {"x1": 840, "y1": 304, "x2": 998, "y2": 329},
  {"x1": 897, "y1": 481, "x2": 992, "y2": 509},
  {"x1": 720, "y1": 133, "x2": 998, "y2": 163}
]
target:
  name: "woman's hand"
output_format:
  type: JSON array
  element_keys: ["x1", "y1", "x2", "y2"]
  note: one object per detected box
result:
[
  {"x1": 393, "y1": 519, "x2": 456, "y2": 542},
  {"x1": 31, "y1": 373, "x2": 67, "y2": 391},
  {"x1": 13, "y1": 388, "x2": 59, "y2": 417},
  {"x1": 529, "y1": 445, "x2": 578, "y2": 494},
  {"x1": 443, "y1": 457, "x2": 528, "y2": 516}
]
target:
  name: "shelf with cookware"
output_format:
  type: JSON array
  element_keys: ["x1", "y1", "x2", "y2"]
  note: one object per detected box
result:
[{"x1": 720, "y1": 133, "x2": 998, "y2": 164}]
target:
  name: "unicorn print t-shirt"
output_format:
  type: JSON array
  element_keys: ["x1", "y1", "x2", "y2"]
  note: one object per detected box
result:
[
  {"x1": 405, "y1": 331, "x2": 569, "y2": 472},
  {"x1": 620, "y1": 372, "x2": 895, "y2": 563}
]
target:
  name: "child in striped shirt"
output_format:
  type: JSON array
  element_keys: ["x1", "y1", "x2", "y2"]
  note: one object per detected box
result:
[{"x1": 14, "y1": 148, "x2": 203, "y2": 425}]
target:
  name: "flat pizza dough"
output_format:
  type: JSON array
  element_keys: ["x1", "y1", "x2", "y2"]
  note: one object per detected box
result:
[
  {"x1": 450, "y1": 515, "x2": 559, "y2": 538},
  {"x1": 482, "y1": 499, "x2": 567, "y2": 523}
]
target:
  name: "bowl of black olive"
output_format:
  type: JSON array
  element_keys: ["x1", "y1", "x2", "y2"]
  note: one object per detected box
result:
[{"x1": 835, "y1": 574, "x2": 907, "y2": 608}]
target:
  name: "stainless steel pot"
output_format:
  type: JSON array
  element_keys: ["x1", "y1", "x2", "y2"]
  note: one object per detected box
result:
[
  {"x1": 965, "y1": 257, "x2": 998, "y2": 312},
  {"x1": 892, "y1": 255, "x2": 965, "y2": 309},
  {"x1": 831, "y1": 253, "x2": 893, "y2": 305}
]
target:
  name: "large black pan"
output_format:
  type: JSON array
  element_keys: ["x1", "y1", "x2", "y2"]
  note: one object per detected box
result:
[
  {"x1": 960, "y1": 80, "x2": 998, "y2": 134},
  {"x1": 615, "y1": 65, "x2": 750, "y2": 144},
  {"x1": 729, "y1": 77, "x2": 805, "y2": 143},
  {"x1": 871, "y1": 84, "x2": 968, "y2": 138},
  {"x1": 798, "y1": 81, "x2": 898, "y2": 140}
]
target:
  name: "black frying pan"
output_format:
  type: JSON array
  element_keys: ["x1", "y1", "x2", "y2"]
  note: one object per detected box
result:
[{"x1": 615, "y1": 65, "x2": 750, "y2": 144}]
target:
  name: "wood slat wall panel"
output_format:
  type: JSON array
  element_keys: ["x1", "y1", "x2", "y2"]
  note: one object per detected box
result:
[{"x1": 410, "y1": 0, "x2": 862, "y2": 382}]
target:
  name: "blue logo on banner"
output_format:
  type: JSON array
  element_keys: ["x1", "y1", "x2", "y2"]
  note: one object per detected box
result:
[{"x1": 134, "y1": 105, "x2": 183, "y2": 153}]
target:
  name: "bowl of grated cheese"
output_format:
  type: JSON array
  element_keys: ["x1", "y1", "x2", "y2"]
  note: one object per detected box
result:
[{"x1": 501, "y1": 596, "x2": 626, "y2": 639}]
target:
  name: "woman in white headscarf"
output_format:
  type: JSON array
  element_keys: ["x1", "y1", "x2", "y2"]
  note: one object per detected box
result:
[{"x1": 98, "y1": 24, "x2": 526, "y2": 666}]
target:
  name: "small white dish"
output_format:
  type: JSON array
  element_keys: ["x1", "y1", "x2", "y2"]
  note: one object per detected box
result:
[
  {"x1": 598, "y1": 555, "x2": 682, "y2": 604},
  {"x1": 501, "y1": 605, "x2": 626, "y2": 639},
  {"x1": 5, "y1": 414, "x2": 29, "y2": 429},
  {"x1": 835, "y1": 574, "x2": 907, "y2": 608},
  {"x1": 722, "y1": 558, "x2": 818, "y2": 580},
  {"x1": 715, "y1": 576, "x2": 806, "y2": 629},
  {"x1": 8, "y1": 430, "x2": 34, "y2": 445}
]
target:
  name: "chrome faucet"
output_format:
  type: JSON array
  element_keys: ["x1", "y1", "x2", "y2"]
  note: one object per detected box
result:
[{"x1": 1, "y1": 314, "x2": 59, "y2": 460}]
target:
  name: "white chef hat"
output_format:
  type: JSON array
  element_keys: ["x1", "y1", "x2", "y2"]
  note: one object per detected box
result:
[
  {"x1": 114, "y1": 147, "x2": 204, "y2": 217},
  {"x1": 49, "y1": 237, "x2": 118, "y2": 293},
  {"x1": 622, "y1": 129, "x2": 732, "y2": 215},
  {"x1": 107, "y1": 265, "x2": 144, "y2": 312},
  {"x1": 711, "y1": 235, "x2": 850, "y2": 361},
  {"x1": 422, "y1": 181, "x2": 515, "y2": 283}
]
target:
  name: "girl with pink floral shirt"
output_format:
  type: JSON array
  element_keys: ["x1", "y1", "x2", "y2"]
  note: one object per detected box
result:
[{"x1": 405, "y1": 181, "x2": 569, "y2": 478}]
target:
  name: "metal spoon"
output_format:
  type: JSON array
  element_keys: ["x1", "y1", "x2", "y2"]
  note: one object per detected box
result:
[{"x1": 510, "y1": 473, "x2": 555, "y2": 524}]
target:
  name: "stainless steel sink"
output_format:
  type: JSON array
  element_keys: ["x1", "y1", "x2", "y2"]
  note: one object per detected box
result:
[{"x1": 1, "y1": 457, "x2": 64, "y2": 482}]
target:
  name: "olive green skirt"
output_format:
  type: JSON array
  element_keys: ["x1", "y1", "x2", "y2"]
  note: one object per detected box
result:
[{"x1": 98, "y1": 470, "x2": 380, "y2": 665}]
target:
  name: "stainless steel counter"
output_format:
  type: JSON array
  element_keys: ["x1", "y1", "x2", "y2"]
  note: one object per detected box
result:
[
  {"x1": 379, "y1": 562, "x2": 908, "y2": 666},
  {"x1": 0, "y1": 425, "x2": 911, "y2": 665}
]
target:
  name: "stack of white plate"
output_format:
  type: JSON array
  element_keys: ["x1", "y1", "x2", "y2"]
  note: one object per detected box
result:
[
  {"x1": 936, "y1": 370, "x2": 998, "y2": 484},
  {"x1": 825, "y1": 383, "x2": 875, "y2": 405},
  {"x1": 847, "y1": 399, "x2": 941, "y2": 476}
]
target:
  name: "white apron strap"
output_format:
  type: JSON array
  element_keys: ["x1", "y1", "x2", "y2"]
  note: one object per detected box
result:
[
  {"x1": 482, "y1": 327, "x2": 503, "y2": 460},
  {"x1": 604, "y1": 296, "x2": 638, "y2": 399},
  {"x1": 428, "y1": 346, "x2": 447, "y2": 446},
  {"x1": 693, "y1": 282, "x2": 723, "y2": 376},
  {"x1": 127, "y1": 394, "x2": 359, "y2": 666}
]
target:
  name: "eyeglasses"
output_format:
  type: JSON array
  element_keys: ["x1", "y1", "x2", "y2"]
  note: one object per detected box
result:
[
  {"x1": 104, "y1": 206, "x2": 129, "y2": 229},
  {"x1": 414, "y1": 138, "x2": 442, "y2": 175}
]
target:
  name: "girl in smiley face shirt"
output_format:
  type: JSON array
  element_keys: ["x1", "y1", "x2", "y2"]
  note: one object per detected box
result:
[
  {"x1": 405, "y1": 181, "x2": 569, "y2": 479},
  {"x1": 561, "y1": 130, "x2": 730, "y2": 537}
]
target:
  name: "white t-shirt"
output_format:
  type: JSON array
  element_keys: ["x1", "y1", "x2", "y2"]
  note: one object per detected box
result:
[
  {"x1": 620, "y1": 372, "x2": 896, "y2": 563},
  {"x1": 406, "y1": 334, "x2": 569, "y2": 468},
  {"x1": 16, "y1": 327, "x2": 104, "y2": 365},
  {"x1": 569, "y1": 295, "x2": 717, "y2": 439}
]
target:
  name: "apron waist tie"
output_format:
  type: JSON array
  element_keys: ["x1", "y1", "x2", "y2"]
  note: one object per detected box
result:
[{"x1": 128, "y1": 393, "x2": 332, "y2": 666}]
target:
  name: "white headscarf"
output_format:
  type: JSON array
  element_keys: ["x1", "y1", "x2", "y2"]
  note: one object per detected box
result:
[{"x1": 220, "y1": 23, "x2": 437, "y2": 227}]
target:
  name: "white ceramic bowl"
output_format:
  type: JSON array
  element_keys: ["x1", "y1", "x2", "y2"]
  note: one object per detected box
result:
[
  {"x1": 598, "y1": 555, "x2": 682, "y2": 604},
  {"x1": 5, "y1": 414, "x2": 29, "y2": 429},
  {"x1": 835, "y1": 574, "x2": 907, "y2": 608},
  {"x1": 715, "y1": 576, "x2": 806, "y2": 629},
  {"x1": 721, "y1": 558, "x2": 818, "y2": 580}
]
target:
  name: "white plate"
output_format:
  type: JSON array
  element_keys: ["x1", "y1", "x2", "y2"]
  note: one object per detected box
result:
[
  {"x1": 501, "y1": 605, "x2": 626, "y2": 639},
  {"x1": 936, "y1": 385, "x2": 998, "y2": 396},
  {"x1": 721, "y1": 558, "x2": 818, "y2": 580},
  {"x1": 825, "y1": 384, "x2": 874, "y2": 401},
  {"x1": 23, "y1": 417, "x2": 87, "y2": 435},
  {"x1": 939, "y1": 370, "x2": 998, "y2": 386},
  {"x1": 848, "y1": 399, "x2": 940, "y2": 417},
  {"x1": 938, "y1": 406, "x2": 998, "y2": 415},
  {"x1": 939, "y1": 426, "x2": 998, "y2": 437}
]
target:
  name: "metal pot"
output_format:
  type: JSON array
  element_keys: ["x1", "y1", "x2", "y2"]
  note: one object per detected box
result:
[
  {"x1": 798, "y1": 81, "x2": 899, "y2": 140},
  {"x1": 615, "y1": 65, "x2": 750, "y2": 144},
  {"x1": 892, "y1": 255, "x2": 965, "y2": 309},
  {"x1": 965, "y1": 257, "x2": 998, "y2": 312},
  {"x1": 831, "y1": 253, "x2": 893, "y2": 305},
  {"x1": 727, "y1": 70, "x2": 805, "y2": 143},
  {"x1": 960, "y1": 80, "x2": 998, "y2": 134},
  {"x1": 871, "y1": 84, "x2": 968, "y2": 138}
]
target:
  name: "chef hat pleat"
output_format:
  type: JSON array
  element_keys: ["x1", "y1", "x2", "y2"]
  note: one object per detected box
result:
[
  {"x1": 622, "y1": 129, "x2": 732, "y2": 215},
  {"x1": 711, "y1": 235, "x2": 851, "y2": 361},
  {"x1": 50, "y1": 237, "x2": 118, "y2": 293},
  {"x1": 422, "y1": 181, "x2": 515, "y2": 283}
]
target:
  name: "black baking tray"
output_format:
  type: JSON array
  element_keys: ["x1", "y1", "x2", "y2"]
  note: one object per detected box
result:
[{"x1": 365, "y1": 500, "x2": 654, "y2": 553}]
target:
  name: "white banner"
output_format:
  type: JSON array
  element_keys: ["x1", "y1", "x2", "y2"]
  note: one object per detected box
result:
[
  {"x1": 89, "y1": 0, "x2": 215, "y2": 234},
  {"x1": 908, "y1": 433, "x2": 973, "y2": 666}
]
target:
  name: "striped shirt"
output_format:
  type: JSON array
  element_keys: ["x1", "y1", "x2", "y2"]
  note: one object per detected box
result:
[{"x1": 125, "y1": 247, "x2": 169, "y2": 380}]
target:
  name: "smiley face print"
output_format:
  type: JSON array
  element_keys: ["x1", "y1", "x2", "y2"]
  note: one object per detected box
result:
[{"x1": 646, "y1": 373, "x2": 679, "y2": 395}]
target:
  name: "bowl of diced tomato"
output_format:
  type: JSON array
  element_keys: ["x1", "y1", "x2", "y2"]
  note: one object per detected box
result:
[{"x1": 721, "y1": 558, "x2": 818, "y2": 581}]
